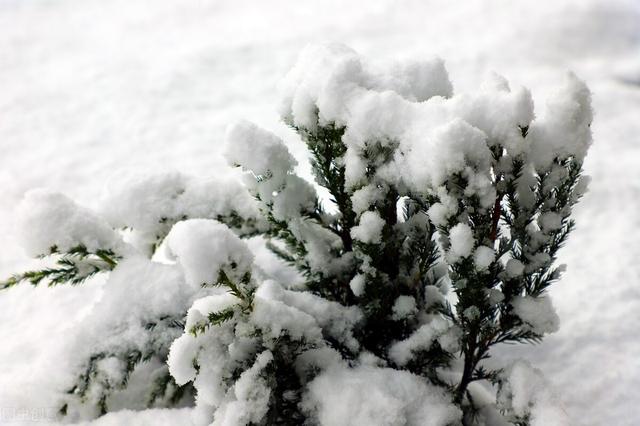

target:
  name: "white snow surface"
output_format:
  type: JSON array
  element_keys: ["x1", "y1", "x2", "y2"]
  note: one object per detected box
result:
[
  {"x1": 497, "y1": 360, "x2": 570, "y2": 426},
  {"x1": 351, "y1": 210, "x2": 386, "y2": 244},
  {"x1": 473, "y1": 245, "x2": 495, "y2": 271},
  {"x1": 388, "y1": 316, "x2": 459, "y2": 366},
  {"x1": 511, "y1": 295, "x2": 561, "y2": 335},
  {"x1": 448, "y1": 222, "x2": 475, "y2": 260},
  {"x1": 99, "y1": 170, "x2": 264, "y2": 251},
  {"x1": 165, "y1": 218, "x2": 254, "y2": 287},
  {"x1": 1, "y1": 0, "x2": 639, "y2": 425},
  {"x1": 211, "y1": 350, "x2": 273, "y2": 426},
  {"x1": 17, "y1": 189, "x2": 123, "y2": 256},
  {"x1": 302, "y1": 364, "x2": 461, "y2": 426}
]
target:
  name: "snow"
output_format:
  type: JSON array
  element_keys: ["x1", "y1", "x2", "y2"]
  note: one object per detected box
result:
[
  {"x1": 448, "y1": 223, "x2": 475, "y2": 260},
  {"x1": 425, "y1": 203, "x2": 449, "y2": 227},
  {"x1": 423, "y1": 284, "x2": 446, "y2": 310},
  {"x1": 488, "y1": 289, "x2": 505, "y2": 305},
  {"x1": 1, "y1": 0, "x2": 639, "y2": 425},
  {"x1": 251, "y1": 280, "x2": 362, "y2": 350},
  {"x1": 17, "y1": 189, "x2": 122, "y2": 256},
  {"x1": 426, "y1": 188, "x2": 458, "y2": 227},
  {"x1": 408, "y1": 117, "x2": 492, "y2": 192},
  {"x1": 224, "y1": 120, "x2": 296, "y2": 179},
  {"x1": 58, "y1": 254, "x2": 197, "y2": 419},
  {"x1": 168, "y1": 301, "x2": 248, "y2": 411},
  {"x1": 165, "y1": 219, "x2": 254, "y2": 287},
  {"x1": 279, "y1": 42, "x2": 552, "y2": 208},
  {"x1": 539, "y1": 212, "x2": 564, "y2": 232},
  {"x1": 528, "y1": 73, "x2": 593, "y2": 170},
  {"x1": 505, "y1": 259, "x2": 525, "y2": 277},
  {"x1": 224, "y1": 120, "x2": 319, "y2": 223},
  {"x1": 463, "y1": 306, "x2": 481, "y2": 321},
  {"x1": 350, "y1": 210, "x2": 385, "y2": 244},
  {"x1": 90, "y1": 255, "x2": 190, "y2": 323},
  {"x1": 391, "y1": 295, "x2": 417, "y2": 320},
  {"x1": 511, "y1": 295, "x2": 560, "y2": 335},
  {"x1": 388, "y1": 316, "x2": 459, "y2": 366},
  {"x1": 351, "y1": 184, "x2": 383, "y2": 215},
  {"x1": 278, "y1": 43, "x2": 453, "y2": 131},
  {"x1": 75, "y1": 407, "x2": 193, "y2": 426},
  {"x1": 167, "y1": 334, "x2": 200, "y2": 386},
  {"x1": 251, "y1": 281, "x2": 324, "y2": 343},
  {"x1": 211, "y1": 350, "x2": 273, "y2": 426},
  {"x1": 497, "y1": 360, "x2": 570, "y2": 426},
  {"x1": 184, "y1": 293, "x2": 242, "y2": 333},
  {"x1": 100, "y1": 171, "x2": 264, "y2": 252},
  {"x1": 473, "y1": 245, "x2": 495, "y2": 271},
  {"x1": 270, "y1": 175, "x2": 319, "y2": 222},
  {"x1": 167, "y1": 276, "x2": 364, "y2": 425},
  {"x1": 271, "y1": 281, "x2": 363, "y2": 350},
  {"x1": 348, "y1": 273, "x2": 366, "y2": 297},
  {"x1": 302, "y1": 364, "x2": 461, "y2": 426}
]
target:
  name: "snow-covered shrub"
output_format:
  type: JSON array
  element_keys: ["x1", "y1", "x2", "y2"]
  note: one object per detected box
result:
[
  {"x1": 2, "y1": 43, "x2": 592, "y2": 425},
  {"x1": 0, "y1": 177, "x2": 265, "y2": 419}
]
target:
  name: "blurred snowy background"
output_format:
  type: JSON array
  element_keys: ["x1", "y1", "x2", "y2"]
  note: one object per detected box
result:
[{"x1": 0, "y1": 0, "x2": 639, "y2": 424}]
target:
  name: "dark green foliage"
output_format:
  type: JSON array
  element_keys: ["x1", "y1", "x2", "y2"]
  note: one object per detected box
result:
[
  {"x1": 296, "y1": 123, "x2": 355, "y2": 252},
  {"x1": 263, "y1": 336, "x2": 309, "y2": 425},
  {"x1": 255, "y1": 119, "x2": 454, "y2": 396},
  {"x1": 59, "y1": 313, "x2": 190, "y2": 417},
  {"x1": 0, "y1": 245, "x2": 119, "y2": 290},
  {"x1": 189, "y1": 308, "x2": 236, "y2": 336},
  {"x1": 190, "y1": 269, "x2": 257, "y2": 337},
  {"x1": 445, "y1": 149, "x2": 586, "y2": 416},
  {"x1": 261, "y1": 118, "x2": 586, "y2": 424},
  {"x1": 1, "y1": 99, "x2": 586, "y2": 425}
]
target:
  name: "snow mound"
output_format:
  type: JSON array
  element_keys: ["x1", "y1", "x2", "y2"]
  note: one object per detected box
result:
[
  {"x1": 18, "y1": 189, "x2": 122, "y2": 256},
  {"x1": 498, "y1": 360, "x2": 570, "y2": 426},
  {"x1": 302, "y1": 364, "x2": 462, "y2": 426}
]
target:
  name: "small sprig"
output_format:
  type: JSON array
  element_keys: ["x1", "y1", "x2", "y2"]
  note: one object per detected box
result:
[
  {"x1": 1, "y1": 245, "x2": 119, "y2": 290},
  {"x1": 189, "y1": 269, "x2": 256, "y2": 336}
]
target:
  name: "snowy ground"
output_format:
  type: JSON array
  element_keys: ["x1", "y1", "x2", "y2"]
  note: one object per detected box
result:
[{"x1": 1, "y1": 0, "x2": 639, "y2": 424}]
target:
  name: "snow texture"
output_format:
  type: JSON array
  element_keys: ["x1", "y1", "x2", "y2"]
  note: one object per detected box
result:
[
  {"x1": 497, "y1": 360, "x2": 570, "y2": 426},
  {"x1": 224, "y1": 120, "x2": 297, "y2": 178},
  {"x1": 277, "y1": 42, "x2": 539, "y2": 207},
  {"x1": 62, "y1": 253, "x2": 199, "y2": 419},
  {"x1": 448, "y1": 223, "x2": 475, "y2": 260},
  {"x1": 473, "y1": 246, "x2": 495, "y2": 271},
  {"x1": 252, "y1": 280, "x2": 363, "y2": 351},
  {"x1": 505, "y1": 259, "x2": 525, "y2": 277},
  {"x1": 100, "y1": 171, "x2": 263, "y2": 252},
  {"x1": 351, "y1": 210, "x2": 385, "y2": 244},
  {"x1": 528, "y1": 73, "x2": 593, "y2": 170},
  {"x1": 75, "y1": 407, "x2": 193, "y2": 426},
  {"x1": 349, "y1": 274, "x2": 366, "y2": 297},
  {"x1": 511, "y1": 295, "x2": 560, "y2": 335},
  {"x1": 388, "y1": 316, "x2": 460, "y2": 366},
  {"x1": 391, "y1": 295, "x2": 417, "y2": 320},
  {"x1": 165, "y1": 219, "x2": 254, "y2": 287},
  {"x1": 18, "y1": 189, "x2": 122, "y2": 256},
  {"x1": 1, "y1": 1, "x2": 639, "y2": 425},
  {"x1": 302, "y1": 365, "x2": 461, "y2": 426},
  {"x1": 224, "y1": 120, "x2": 319, "y2": 224},
  {"x1": 211, "y1": 350, "x2": 273, "y2": 426}
]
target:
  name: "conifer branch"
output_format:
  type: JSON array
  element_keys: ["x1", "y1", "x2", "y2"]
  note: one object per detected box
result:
[{"x1": 1, "y1": 245, "x2": 119, "y2": 290}]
